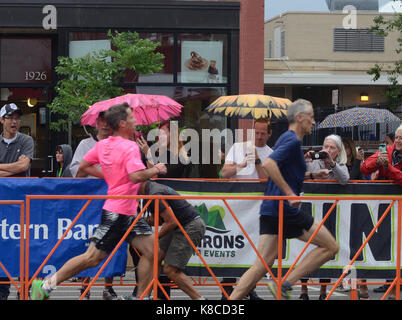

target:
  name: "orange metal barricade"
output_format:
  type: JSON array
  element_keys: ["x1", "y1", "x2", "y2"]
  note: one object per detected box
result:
[
  {"x1": 0, "y1": 200, "x2": 25, "y2": 299},
  {"x1": 19, "y1": 193, "x2": 402, "y2": 300},
  {"x1": 325, "y1": 199, "x2": 399, "y2": 300}
]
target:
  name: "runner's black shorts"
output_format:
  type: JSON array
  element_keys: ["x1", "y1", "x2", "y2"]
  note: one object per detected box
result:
[
  {"x1": 90, "y1": 210, "x2": 152, "y2": 254},
  {"x1": 259, "y1": 209, "x2": 314, "y2": 239}
]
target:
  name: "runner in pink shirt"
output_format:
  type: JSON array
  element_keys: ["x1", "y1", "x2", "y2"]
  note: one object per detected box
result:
[
  {"x1": 84, "y1": 135, "x2": 146, "y2": 215},
  {"x1": 32, "y1": 103, "x2": 167, "y2": 300}
]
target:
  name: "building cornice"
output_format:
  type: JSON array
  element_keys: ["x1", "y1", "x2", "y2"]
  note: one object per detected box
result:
[{"x1": 0, "y1": 1, "x2": 240, "y2": 29}]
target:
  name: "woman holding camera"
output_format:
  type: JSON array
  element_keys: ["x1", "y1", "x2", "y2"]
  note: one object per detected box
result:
[{"x1": 306, "y1": 134, "x2": 349, "y2": 185}]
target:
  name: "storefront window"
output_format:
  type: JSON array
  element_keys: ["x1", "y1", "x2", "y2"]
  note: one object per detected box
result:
[
  {"x1": 178, "y1": 33, "x2": 228, "y2": 84},
  {"x1": 0, "y1": 37, "x2": 52, "y2": 83},
  {"x1": 123, "y1": 33, "x2": 174, "y2": 83},
  {"x1": 69, "y1": 32, "x2": 110, "y2": 59},
  {"x1": 69, "y1": 32, "x2": 174, "y2": 83},
  {"x1": 68, "y1": 32, "x2": 228, "y2": 86}
]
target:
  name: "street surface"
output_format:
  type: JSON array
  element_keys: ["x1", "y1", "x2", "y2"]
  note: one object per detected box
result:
[{"x1": 7, "y1": 270, "x2": 396, "y2": 300}]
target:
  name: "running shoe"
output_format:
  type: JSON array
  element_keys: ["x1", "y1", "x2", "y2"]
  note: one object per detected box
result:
[
  {"x1": 103, "y1": 287, "x2": 118, "y2": 300},
  {"x1": 31, "y1": 279, "x2": 49, "y2": 300},
  {"x1": 246, "y1": 289, "x2": 264, "y2": 300},
  {"x1": 336, "y1": 282, "x2": 350, "y2": 292},
  {"x1": 267, "y1": 280, "x2": 292, "y2": 300}
]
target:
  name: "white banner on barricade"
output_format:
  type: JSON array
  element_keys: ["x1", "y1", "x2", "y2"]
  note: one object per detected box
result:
[{"x1": 177, "y1": 189, "x2": 398, "y2": 278}]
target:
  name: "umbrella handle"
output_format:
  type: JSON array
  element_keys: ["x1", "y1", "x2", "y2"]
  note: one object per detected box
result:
[{"x1": 83, "y1": 125, "x2": 94, "y2": 139}]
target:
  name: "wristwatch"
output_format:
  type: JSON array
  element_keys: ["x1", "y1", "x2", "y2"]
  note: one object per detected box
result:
[{"x1": 255, "y1": 158, "x2": 261, "y2": 165}]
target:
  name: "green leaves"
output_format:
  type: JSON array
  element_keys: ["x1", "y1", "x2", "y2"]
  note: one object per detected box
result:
[
  {"x1": 106, "y1": 30, "x2": 164, "y2": 76},
  {"x1": 368, "y1": 6, "x2": 402, "y2": 111},
  {"x1": 48, "y1": 30, "x2": 164, "y2": 131}
]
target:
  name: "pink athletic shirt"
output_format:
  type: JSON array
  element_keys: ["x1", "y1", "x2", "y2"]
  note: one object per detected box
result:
[{"x1": 84, "y1": 135, "x2": 146, "y2": 215}]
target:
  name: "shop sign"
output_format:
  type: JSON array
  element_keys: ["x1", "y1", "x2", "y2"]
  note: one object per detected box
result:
[{"x1": 0, "y1": 38, "x2": 52, "y2": 83}]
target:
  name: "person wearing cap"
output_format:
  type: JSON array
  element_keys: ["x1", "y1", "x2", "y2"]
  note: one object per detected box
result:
[
  {"x1": 0, "y1": 103, "x2": 34, "y2": 178},
  {"x1": 0, "y1": 103, "x2": 34, "y2": 299}
]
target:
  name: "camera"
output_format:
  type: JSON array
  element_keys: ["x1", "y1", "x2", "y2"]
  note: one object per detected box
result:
[{"x1": 311, "y1": 151, "x2": 328, "y2": 160}]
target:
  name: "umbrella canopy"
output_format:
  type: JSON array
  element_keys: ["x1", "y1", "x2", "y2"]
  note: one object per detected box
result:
[
  {"x1": 81, "y1": 94, "x2": 183, "y2": 127},
  {"x1": 205, "y1": 94, "x2": 291, "y2": 120},
  {"x1": 318, "y1": 107, "x2": 401, "y2": 129}
]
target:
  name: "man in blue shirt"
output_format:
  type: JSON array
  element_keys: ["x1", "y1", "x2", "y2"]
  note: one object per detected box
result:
[{"x1": 230, "y1": 99, "x2": 338, "y2": 300}]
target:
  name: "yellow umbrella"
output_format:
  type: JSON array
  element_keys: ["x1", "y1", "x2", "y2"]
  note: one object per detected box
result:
[{"x1": 205, "y1": 94, "x2": 291, "y2": 120}]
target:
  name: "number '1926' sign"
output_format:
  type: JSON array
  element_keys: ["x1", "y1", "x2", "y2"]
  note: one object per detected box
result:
[
  {"x1": 0, "y1": 37, "x2": 52, "y2": 83},
  {"x1": 25, "y1": 71, "x2": 48, "y2": 81}
]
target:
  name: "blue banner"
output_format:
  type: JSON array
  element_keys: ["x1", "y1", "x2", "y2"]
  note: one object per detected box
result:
[{"x1": 0, "y1": 178, "x2": 127, "y2": 278}]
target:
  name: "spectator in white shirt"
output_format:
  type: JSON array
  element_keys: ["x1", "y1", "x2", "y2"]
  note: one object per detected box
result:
[{"x1": 222, "y1": 119, "x2": 273, "y2": 179}]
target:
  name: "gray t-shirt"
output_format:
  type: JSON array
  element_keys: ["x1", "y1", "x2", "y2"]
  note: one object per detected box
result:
[
  {"x1": 69, "y1": 136, "x2": 97, "y2": 177},
  {"x1": 0, "y1": 132, "x2": 34, "y2": 177}
]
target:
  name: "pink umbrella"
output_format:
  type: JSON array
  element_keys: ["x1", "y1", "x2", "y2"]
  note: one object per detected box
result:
[{"x1": 80, "y1": 94, "x2": 183, "y2": 127}]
